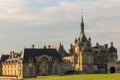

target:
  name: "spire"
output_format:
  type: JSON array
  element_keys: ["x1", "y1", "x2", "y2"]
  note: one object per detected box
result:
[
  {"x1": 81, "y1": 14, "x2": 84, "y2": 33},
  {"x1": 79, "y1": 12, "x2": 89, "y2": 45}
]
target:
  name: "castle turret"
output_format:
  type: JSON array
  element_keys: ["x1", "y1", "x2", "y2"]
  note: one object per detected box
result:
[
  {"x1": 78, "y1": 16, "x2": 89, "y2": 46},
  {"x1": 109, "y1": 42, "x2": 117, "y2": 53}
]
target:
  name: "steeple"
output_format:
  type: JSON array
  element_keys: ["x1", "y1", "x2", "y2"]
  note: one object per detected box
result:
[
  {"x1": 81, "y1": 16, "x2": 84, "y2": 33},
  {"x1": 78, "y1": 14, "x2": 89, "y2": 44}
]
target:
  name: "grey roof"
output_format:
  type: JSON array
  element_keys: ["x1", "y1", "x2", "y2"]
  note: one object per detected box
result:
[
  {"x1": 80, "y1": 32, "x2": 88, "y2": 43},
  {"x1": 0, "y1": 55, "x2": 9, "y2": 62},
  {"x1": 23, "y1": 48, "x2": 63, "y2": 63},
  {"x1": 0, "y1": 54, "x2": 22, "y2": 63},
  {"x1": 57, "y1": 45, "x2": 70, "y2": 57},
  {"x1": 92, "y1": 45, "x2": 110, "y2": 54}
]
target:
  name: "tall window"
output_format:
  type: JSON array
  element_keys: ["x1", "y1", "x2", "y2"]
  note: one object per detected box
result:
[
  {"x1": 40, "y1": 57, "x2": 49, "y2": 75},
  {"x1": 11, "y1": 70, "x2": 13, "y2": 75},
  {"x1": 29, "y1": 66, "x2": 33, "y2": 75},
  {"x1": 48, "y1": 65, "x2": 52, "y2": 74},
  {"x1": 8, "y1": 70, "x2": 9, "y2": 75},
  {"x1": 54, "y1": 66, "x2": 58, "y2": 74},
  {"x1": 15, "y1": 70, "x2": 16, "y2": 75},
  {"x1": 29, "y1": 63, "x2": 33, "y2": 75},
  {"x1": 15, "y1": 64, "x2": 16, "y2": 68},
  {"x1": 5, "y1": 70, "x2": 6, "y2": 75},
  {"x1": 11, "y1": 64, "x2": 13, "y2": 68},
  {"x1": 36, "y1": 65, "x2": 39, "y2": 74},
  {"x1": 19, "y1": 69, "x2": 21, "y2": 76}
]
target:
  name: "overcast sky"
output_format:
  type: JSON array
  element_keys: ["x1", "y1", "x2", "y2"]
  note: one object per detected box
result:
[{"x1": 0, "y1": 0, "x2": 120, "y2": 60}]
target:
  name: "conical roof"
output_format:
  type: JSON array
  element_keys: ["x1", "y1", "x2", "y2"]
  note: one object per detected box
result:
[{"x1": 79, "y1": 16, "x2": 88, "y2": 43}]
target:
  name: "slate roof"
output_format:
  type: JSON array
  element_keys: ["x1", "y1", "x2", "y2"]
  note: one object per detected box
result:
[
  {"x1": 0, "y1": 55, "x2": 9, "y2": 62},
  {"x1": 23, "y1": 48, "x2": 63, "y2": 63},
  {"x1": 57, "y1": 45, "x2": 70, "y2": 57},
  {"x1": 92, "y1": 45, "x2": 110, "y2": 54},
  {"x1": 80, "y1": 32, "x2": 89, "y2": 43}
]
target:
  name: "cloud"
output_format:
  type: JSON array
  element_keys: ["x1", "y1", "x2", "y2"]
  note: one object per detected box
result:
[
  {"x1": 0, "y1": 0, "x2": 119, "y2": 24},
  {"x1": 0, "y1": 0, "x2": 119, "y2": 38},
  {"x1": 0, "y1": 0, "x2": 25, "y2": 13}
]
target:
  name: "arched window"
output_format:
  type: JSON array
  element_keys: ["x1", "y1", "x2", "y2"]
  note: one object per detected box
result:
[{"x1": 40, "y1": 57, "x2": 49, "y2": 75}]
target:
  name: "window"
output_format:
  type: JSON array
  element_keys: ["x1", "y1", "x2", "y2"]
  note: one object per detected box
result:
[
  {"x1": 29, "y1": 66, "x2": 33, "y2": 75},
  {"x1": 5, "y1": 70, "x2": 6, "y2": 75},
  {"x1": 8, "y1": 70, "x2": 9, "y2": 75},
  {"x1": 19, "y1": 69, "x2": 21, "y2": 76},
  {"x1": 29, "y1": 63, "x2": 32, "y2": 67},
  {"x1": 11, "y1": 70, "x2": 13, "y2": 75},
  {"x1": 36, "y1": 65, "x2": 39, "y2": 74},
  {"x1": 54, "y1": 66, "x2": 58, "y2": 74},
  {"x1": 11, "y1": 64, "x2": 13, "y2": 68},
  {"x1": 48, "y1": 65, "x2": 52, "y2": 74},
  {"x1": 15, "y1": 70, "x2": 16, "y2": 75}
]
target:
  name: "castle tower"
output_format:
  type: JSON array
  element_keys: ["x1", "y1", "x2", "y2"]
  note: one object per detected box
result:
[
  {"x1": 74, "y1": 16, "x2": 93, "y2": 73},
  {"x1": 74, "y1": 15, "x2": 89, "y2": 53},
  {"x1": 79, "y1": 16, "x2": 88, "y2": 44}
]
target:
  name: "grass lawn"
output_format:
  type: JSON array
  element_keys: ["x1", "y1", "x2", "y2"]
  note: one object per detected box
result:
[{"x1": 24, "y1": 73, "x2": 120, "y2": 80}]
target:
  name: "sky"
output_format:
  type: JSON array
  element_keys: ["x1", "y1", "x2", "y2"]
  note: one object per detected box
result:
[{"x1": 0, "y1": 0, "x2": 120, "y2": 60}]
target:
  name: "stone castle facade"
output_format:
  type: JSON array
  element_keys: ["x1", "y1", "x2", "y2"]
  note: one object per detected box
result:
[{"x1": 0, "y1": 16, "x2": 118, "y2": 79}]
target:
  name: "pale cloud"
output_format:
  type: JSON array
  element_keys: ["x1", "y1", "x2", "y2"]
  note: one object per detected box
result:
[
  {"x1": 0, "y1": 0, "x2": 25, "y2": 13},
  {"x1": 0, "y1": 1, "x2": 80, "y2": 24},
  {"x1": 0, "y1": 0, "x2": 119, "y2": 24}
]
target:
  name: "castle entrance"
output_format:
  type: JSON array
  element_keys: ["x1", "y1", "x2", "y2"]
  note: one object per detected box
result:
[
  {"x1": 40, "y1": 57, "x2": 49, "y2": 75},
  {"x1": 110, "y1": 67, "x2": 115, "y2": 73}
]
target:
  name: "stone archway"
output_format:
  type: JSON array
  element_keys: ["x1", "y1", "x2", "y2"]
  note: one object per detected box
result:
[
  {"x1": 110, "y1": 67, "x2": 115, "y2": 73},
  {"x1": 40, "y1": 57, "x2": 49, "y2": 75}
]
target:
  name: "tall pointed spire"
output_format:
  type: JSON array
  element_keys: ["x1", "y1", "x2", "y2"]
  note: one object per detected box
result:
[
  {"x1": 81, "y1": 16, "x2": 84, "y2": 32},
  {"x1": 79, "y1": 12, "x2": 89, "y2": 44},
  {"x1": 80, "y1": 12, "x2": 84, "y2": 33}
]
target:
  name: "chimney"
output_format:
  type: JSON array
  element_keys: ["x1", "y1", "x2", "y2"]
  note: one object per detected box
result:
[
  {"x1": 10, "y1": 51, "x2": 15, "y2": 58},
  {"x1": 30, "y1": 44, "x2": 35, "y2": 48}
]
